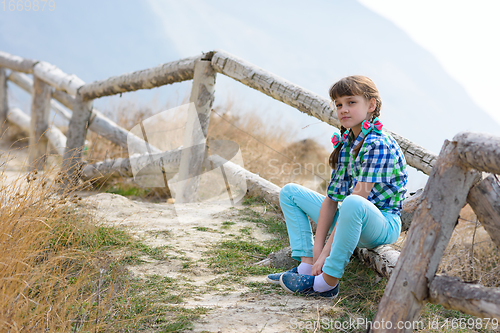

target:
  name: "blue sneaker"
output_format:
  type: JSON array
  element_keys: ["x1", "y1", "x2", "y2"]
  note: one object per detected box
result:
[
  {"x1": 279, "y1": 272, "x2": 339, "y2": 299},
  {"x1": 266, "y1": 266, "x2": 298, "y2": 284}
]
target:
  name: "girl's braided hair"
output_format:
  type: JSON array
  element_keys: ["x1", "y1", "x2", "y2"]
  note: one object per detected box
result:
[{"x1": 328, "y1": 76, "x2": 382, "y2": 169}]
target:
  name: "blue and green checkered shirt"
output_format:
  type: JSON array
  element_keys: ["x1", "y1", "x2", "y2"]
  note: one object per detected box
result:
[{"x1": 327, "y1": 128, "x2": 408, "y2": 215}]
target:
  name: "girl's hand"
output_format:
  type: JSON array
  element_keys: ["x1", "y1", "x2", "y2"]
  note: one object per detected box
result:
[
  {"x1": 312, "y1": 254, "x2": 327, "y2": 276},
  {"x1": 312, "y1": 243, "x2": 323, "y2": 264}
]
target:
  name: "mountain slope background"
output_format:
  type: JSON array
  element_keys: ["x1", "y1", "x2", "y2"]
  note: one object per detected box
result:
[{"x1": 1, "y1": 0, "x2": 498, "y2": 191}]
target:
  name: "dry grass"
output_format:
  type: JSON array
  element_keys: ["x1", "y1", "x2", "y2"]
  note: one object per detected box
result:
[
  {"x1": 438, "y1": 205, "x2": 500, "y2": 288},
  {"x1": 0, "y1": 157, "x2": 126, "y2": 331}
]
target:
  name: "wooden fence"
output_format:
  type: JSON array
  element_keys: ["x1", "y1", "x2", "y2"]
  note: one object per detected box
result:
[{"x1": 1, "y1": 49, "x2": 499, "y2": 331}]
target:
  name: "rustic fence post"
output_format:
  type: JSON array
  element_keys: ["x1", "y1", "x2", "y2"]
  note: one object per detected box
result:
[
  {"x1": 29, "y1": 75, "x2": 52, "y2": 171},
  {"x1": 174, "y1": 58, "x2": 216, "y2": 203},
  {"x1": 0, "y1": 67, "x2": 7, "y2": 133},
  {"x1": 467, "y1": 175, "x2": 500, "y2": 248},
  {"x1": 370, "y1": 140, "x2": 481, "y2": 332},
  {"x1": 62, "y1": 93, "x2": 92, "y2": 183}
]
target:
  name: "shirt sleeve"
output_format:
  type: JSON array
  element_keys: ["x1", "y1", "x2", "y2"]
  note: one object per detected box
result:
[
  {"x1": 327, "y1": 164, "x2": 351, "y2": 202},
  {"x1": 356, "y1": 139, "x2": 394, "y2": 184}
]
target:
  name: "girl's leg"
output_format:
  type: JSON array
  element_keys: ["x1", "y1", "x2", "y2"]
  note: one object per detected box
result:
[
  {"x1": 279, "y1": 183, "x2": 325, "y2": 262},
  {"x1": 322, "y1": 194, "x2": 401, "y2": 280}
]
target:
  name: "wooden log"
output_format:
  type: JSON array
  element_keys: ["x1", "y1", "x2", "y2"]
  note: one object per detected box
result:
[
  {"x1": 371, "y1": 140, "x2": 481, "y2": 333},
  {"x1": 29, "y1": 76, "x2": 52, "y2": 171},
  {"x1": 62, "y1": 94, "x2": 92, "y2": 182},
  {"x1": 468, "y1": 174, "x2": 500, "y2": 248},
  {"x1": 7, "y1": 71, "x2": 72, "y2": 122},
  {"x1": 0, "y1": 67, "x2": 7, "y2": 130},
  {"x1": 33, "y1": 61, "x2": 85, "y2": 97},
  {"x1": 8, "y1": 71, "x2": 161, "y2": 154},
  {"x1": 454, "y1": 132, "x2": 500, "y2": 175},
  {"x1": 355, "y1": 245, "x2": 401, "y2": 280},
  {"x1": 81, "y1": 147, "x2": 181, "y2": 181},
  {"x1": 0, "y1": 51, "x2": 37, "y2": 73},
  {"x1": 429, "y1": 274, "x2": 500, "y2": 320},
  {"x1": 174, "y1": 60, "x2": 216, "y2": 203},
  {"x1": 78, "y1": 54, "x2": 206, "y2": 100},
  {"x1": 7, "y1": 107, "x2": 66, "y2": 156},
  {"x1": 401, "y1": 189, "x2": 423, "y2": 232},
  {"x1": 208, "y1": 154, "x2": 281, "y2": 206},
  {"x1": 211, "y1": 50, "x2": 437, "y2": 175}
]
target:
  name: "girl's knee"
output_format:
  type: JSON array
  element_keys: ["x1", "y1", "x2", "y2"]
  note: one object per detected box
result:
[{"x1": 279, "y1": 183, "x2": 299, "y2": 202}]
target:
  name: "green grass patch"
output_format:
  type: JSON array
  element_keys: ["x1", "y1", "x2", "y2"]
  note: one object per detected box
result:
[{"x1": 105, "y1": 183, "x2": 151, "y2": 197}]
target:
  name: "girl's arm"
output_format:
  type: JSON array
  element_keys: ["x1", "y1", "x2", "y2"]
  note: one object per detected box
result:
[
  {"x1": 312, "y1": 197, "x2": 338, "y2": 263},
  {"x1": 311, "y1": 181, "x2": 374, "y2": 276}
]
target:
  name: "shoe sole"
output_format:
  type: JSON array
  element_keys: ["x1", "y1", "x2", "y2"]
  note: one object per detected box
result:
[
  {"x1": 279, "y1": 275, "x2": 296, "y2": 293},
  {"x1": 266, "y1": 276, "x2": 281, "y2": 285}
]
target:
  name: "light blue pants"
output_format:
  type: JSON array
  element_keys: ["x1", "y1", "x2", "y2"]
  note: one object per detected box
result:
[{"x1": 279, "y1": 183, "x2": 401, "y2": 279}]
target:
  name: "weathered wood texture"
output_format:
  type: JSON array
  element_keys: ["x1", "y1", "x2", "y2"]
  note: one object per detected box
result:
[
  {"x1": 355, "y1": 245, "x2": 401, "y2": 280},
  {"x1": 7, "y1": 107, "x2": 66, "y2": 156},
  {"x1": 8, "y1": 71, "x2": 71, "y2": 121},
  {"x1": 174, "y1": 60, "x2": 216, "y2": 203},
  {"x1": 29, "y1": 76, "x2": 52, "y2": 171},
  {"x1": 8, "y1": 71, "x2": 161, "y2": 154},
  {"x1": 400, "y1": 189, "x2": 423, "y2": 232},
  {"x1": 468, "y1": 174, "x2": 500, "y2": 248},
  {"x1": 429, "y1": 275, "x2": 500, "y2": 320},
  {"x1": 208, "y1": 154, "x2": 281, "y2": 205},
  {"x1": 0, "y1": 51, "x2": 37, "y2": 73},
  {"x1": 33, "y1": 61, "x2": 85, "y2": 97},
  {"x1": 62, "y1": 95, "x2": 92, "y2": 181},
  {"x1": 385, "y1": 130, "x2": 437, "y2": 175},
  {"x1": 371, "y1": 140, "x2": 481, "y2": 333},
  {"x1": 454, "y1": 132, "x2": 500, "y2": 175},
  {"x1": 81, "y1": 148, "x2": 182, "y2": 181},
  {"x1": 211, "y1": 50, "x2": 437, "y2": 175},
  {"x1": 78, "y1": 54, "x2": 205, "y2": 100},
  {"x1": 0, "y1": 67, "x2": 8, "y2": 129}
]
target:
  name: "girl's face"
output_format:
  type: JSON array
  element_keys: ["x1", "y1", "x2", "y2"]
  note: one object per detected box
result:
[{"x1": 334, "y1": 95, "x2": 376, "y2": 137}]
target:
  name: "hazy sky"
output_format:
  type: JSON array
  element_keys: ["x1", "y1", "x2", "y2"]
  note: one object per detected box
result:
[{"x1": 359, "y1": 0, "x2": 500, "y2": 125}]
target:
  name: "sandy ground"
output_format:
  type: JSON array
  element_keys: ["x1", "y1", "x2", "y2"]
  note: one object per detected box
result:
[{"x1": 85, "y1": 193, "x2": 337, "y2": 333}]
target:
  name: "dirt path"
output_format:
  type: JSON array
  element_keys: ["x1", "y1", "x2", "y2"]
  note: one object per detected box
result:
[{"x1": 85, "y1": 193, "x2": 336, "y2": 332}]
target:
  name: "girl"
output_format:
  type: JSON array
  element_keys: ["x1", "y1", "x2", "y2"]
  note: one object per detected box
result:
[{"x1": 267, "y1": 75, "x2": 408, "y2": 298}]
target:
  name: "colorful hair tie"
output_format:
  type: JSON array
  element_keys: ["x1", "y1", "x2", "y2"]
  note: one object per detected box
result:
[
  {"x1": 342, "y1": 131, "x2": 350, "y2": 142},
  {"x1": 372, "y1": 117, "x2": 383, "y2": 133},
  {"x1": 361, "y1": 118, "x2": 384, "y2": 135},
  {"x1": 331, "y1": 132, "x2": 341, "y2": 148},
  {"x1": 361, "y1": 120, "x2": 372, "y2": 136}
]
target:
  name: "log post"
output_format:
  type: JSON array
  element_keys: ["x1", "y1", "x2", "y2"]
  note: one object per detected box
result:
[
  {"x1": 172, "y1": 60, "x2": 216, "y2": 203},
  {"x1": 0, "y1": 67, "x2": 8, "y2": 132},
  {"x1": 29, "y1": 76, "x2": 52, "y2": 171},
  {"x1": 467, "y1": 174, "x2": 500, "y2": 248},
  {"x1": 7, "y1": 107, "x2": 66, "y2": 156},
  {"x1": 62, "y1": 94, "x2": 92, "y2": 183},
  {"x1": 370, "y1": 140, "x2": 481, "y2": 333}
]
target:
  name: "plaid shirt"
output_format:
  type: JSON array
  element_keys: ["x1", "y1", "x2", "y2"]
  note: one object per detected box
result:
[{"x1": 327, "y1": 128, "x2": 408, "y2": 215}]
